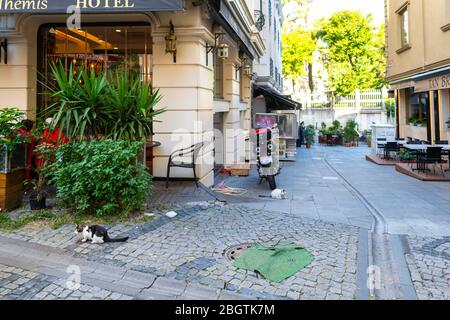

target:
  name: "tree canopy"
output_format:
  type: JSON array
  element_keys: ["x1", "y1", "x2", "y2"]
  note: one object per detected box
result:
[
  {"x1": 281, "y1": 0, "x2": 315, "y2": 85},
  {"x1": 282, "y1": 28, "x2": 316, "y2": 80},
  {"x1": 315, "y1": 10, "x2": 386, "y2": 96}
]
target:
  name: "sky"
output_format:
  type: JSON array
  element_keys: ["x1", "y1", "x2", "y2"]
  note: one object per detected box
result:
[{"x1": 309, "y1": 0, "x2": 385, "y2": 26}]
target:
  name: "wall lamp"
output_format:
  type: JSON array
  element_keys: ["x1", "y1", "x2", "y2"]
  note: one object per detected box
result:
[
  {"x1": 206, "y1": 33, "x2": 229, "y2": 65},
  {"x1": 165, "y1": 20, "x2": 177, "y2": 63},
  {"x1": 235, "y1": 57, "x2": 252, "y2": 77},
  {"x1": 0, "y1": 39, "x2": 7, "y2": 64}
]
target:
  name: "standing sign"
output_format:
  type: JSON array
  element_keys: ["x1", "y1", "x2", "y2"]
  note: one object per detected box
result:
[{"x1": 0, "y1": 0, "x2": 183, "y2": 13}]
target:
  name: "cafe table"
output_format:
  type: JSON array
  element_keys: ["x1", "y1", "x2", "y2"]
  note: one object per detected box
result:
[
  {"x1": 377, "y1": 140, "x2": 407, "y2": 159},
  {"x1": 402, "y1": 144, "x2": 450, "y2": 172}
]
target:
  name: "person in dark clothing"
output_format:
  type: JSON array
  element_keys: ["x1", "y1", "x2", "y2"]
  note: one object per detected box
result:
[{"x1": 297, "y1": 122, "x2": 305, "y2": 148}]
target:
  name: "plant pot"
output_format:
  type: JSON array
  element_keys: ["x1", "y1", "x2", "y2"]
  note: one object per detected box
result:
[
  {"x1": 344, "y1": 142, "x2": 352, "y2": 147},
  {"x1": 306, "y1": 144, "x2": 312, "y2": 149},
  {"x1": 29, "y1": 194, "x2": 46, "y2": 211}
]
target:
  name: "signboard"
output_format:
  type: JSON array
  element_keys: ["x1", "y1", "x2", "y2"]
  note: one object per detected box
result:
[
  {"x1": 415, "y1": 73, "x2": 450, "y2": 92},
  {"x1": 0, "y1": 0, "x2": 183, "y2": 13}
]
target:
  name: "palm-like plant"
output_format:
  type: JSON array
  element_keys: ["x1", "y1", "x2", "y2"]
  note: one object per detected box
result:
[
  {"x1": 106, "y1": 73, "x2": 164, "y2": 141},
  {"x1": 41, "y1": 63, "x2": 164, "y2": 142},
  {"x1": 42, "y1": 62, "x2": 110, "y2": 140}
]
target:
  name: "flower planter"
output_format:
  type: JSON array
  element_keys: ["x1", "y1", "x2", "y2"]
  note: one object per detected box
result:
[
  {"x1": 29, "y1": 193, "x2": 47, "y2": 211},
  {"x1": 0, "y1": 145, "x2": 26, "y2": 212},
  {"x1": 306, "y1": 144, "x2": 312, "y2": 149},
  {"x1": 0, "y1": 170, "x2": 24, "y2": 212},
  {"x1": 344, "y1": 142, "x2": 353, "y2": 147}
]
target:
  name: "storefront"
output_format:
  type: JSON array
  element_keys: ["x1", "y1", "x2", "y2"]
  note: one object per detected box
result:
[
  {"x1": 0, "y1": 1, "x2": 264, "y2": 187},
  {"x1": 392, "y1": 67, "x2": 450, "y2": 144}
]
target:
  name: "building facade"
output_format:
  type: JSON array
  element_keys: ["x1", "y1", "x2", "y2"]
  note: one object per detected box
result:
[
  {"x1": 0, "y1": 0, "x2": 264, "y2": 187},
  {"x1": 386, "y1": 0, "x2": 450, "y2": 143},
  {"x1": 251, "y1": 0, "x2": 298, "y2": 118}
]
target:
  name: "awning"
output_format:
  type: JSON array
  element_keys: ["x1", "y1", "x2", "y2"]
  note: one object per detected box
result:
[
  {"x1": 254, "y1": 85, "x2": 301, "y2": 111},
  {"x1": 0, "y1": 0, "x2": 184, "y2": 14}
]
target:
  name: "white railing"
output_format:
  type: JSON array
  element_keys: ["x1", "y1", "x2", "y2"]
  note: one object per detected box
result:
[{"x1": 308, "y1": 89, "x2": 387, "y2": 109}]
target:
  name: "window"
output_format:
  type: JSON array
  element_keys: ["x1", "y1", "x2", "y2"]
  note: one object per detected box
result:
[
  {"x1": 406, "y1": 89, "x2": 429, "y2": 127},
  {"x1": 447, "y1": 0, "x2": 450, "y2": 18},
  {"x1": 270, "y1": 58, "x2": 274, "y2": 78},
  {"x1": 269, "y1": 0, "x2": 272, "y2": 26},
  {"x1": 443, "y1": 0, "x2": 450, "y2": 31},
  {"x1": 396, "y1": 4, "x2": 410, "y2": 50},
  {"x1": 37, "y1": 24, "x2": 152, "y2": 112},
  {"x1": 214, "y1": 53, "x2": 224, "y2": 99}
]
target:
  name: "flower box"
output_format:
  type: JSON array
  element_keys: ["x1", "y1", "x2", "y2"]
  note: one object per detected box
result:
[{"x1": 0, "y1": 144, "x2": 26, "y2": 212}]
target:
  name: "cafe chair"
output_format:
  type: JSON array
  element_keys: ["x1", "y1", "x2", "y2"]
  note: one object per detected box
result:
[
  {"x1": 384, "y1": 142, "x2": 399, "y2": 160},
  {"x1": 376, "y1": 138, "x2": 387, "y2": 156},
  {"x1": 418, "y1": 147, "x2": 446, "y2": 176},
  {"x1": 166, "y1": 142, "x2": 204, "y2": 189}
]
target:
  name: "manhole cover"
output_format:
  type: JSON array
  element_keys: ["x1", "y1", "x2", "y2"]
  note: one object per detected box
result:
[{"x1": 224, "y1": 243, "x2": 253, "y2": 262}]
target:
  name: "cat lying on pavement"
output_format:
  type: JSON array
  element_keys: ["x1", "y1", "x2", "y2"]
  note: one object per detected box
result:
[{"x1": 75, "y1": 225, "x2": 129, "y2": 244}]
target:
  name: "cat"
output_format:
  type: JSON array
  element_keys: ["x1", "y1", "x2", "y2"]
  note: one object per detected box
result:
[
  {"x1": 75, "y1": 225, "x2": 129, "y2": 244},
  {"x1": 259, "y1": 189, "x2": 288, "y2": 200}
]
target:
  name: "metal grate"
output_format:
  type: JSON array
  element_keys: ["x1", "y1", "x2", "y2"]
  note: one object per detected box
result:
[{"x1": 224, "y1": 243, "x2": 253, "y2": 262}]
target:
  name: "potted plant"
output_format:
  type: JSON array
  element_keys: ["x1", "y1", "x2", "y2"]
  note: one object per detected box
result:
[
  {"x1": 446, "y1": 118, "x2": 450, "y2": 129},
  {"x1": 0, "y1": 108, "x2": 28, "y2": 211},
  {"x1": 28, "y1": 142, "x2": 55, "y2": 210},
  {"x1": 304, "y1": 125, "x2": 316, "y2": 149},
  {"x1": 398, "y1": 149, "x2": 415, "y2": 163},
  {"x1": 366, "y1": 132, "x2": 372, "y2": 148},
  {"x1": 343, "y1": 120, "x2": 358, "y2": 147}
]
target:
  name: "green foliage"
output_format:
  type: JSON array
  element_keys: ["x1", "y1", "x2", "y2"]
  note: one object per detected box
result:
[
  {"x1": 282, "y1": 28, "x2": 316, "y2": 81},
  {"x1": 0, "y1": 108, "x2": 27, "y2": 151},
  {"x1": 43, "y1": 62, "x2": 110, "y2": 139},
  {"x1": 0, "y1": 210, "x2": 55, "y2": 231},
  {"x1": 42, "y1": 62, "x2": 164, "y2": 141},
  {"x1": 304, "y1": 125, "x2": 316, "y2": 145},
  {"x1": 398, "y1": 149, "x2": 415, "y2": 161},
  {"x1": 316, "y1": 11, "x2": 386, "y2": 96},
  {"x1": 107, "y1": 73, "x2": 164, "y2": 141},
  {"x1": 50, "y1": 140, "x2": 152, "y2": 217},
  {"x1": 447, "y1": 118, "x2": 450, "y2": 129},
  {"x1": 342, "y1": 120, "x2": 359, "y2": 143},
  {"x1": 385, "y1": 98, "x2": 396, "y2": 118},
  {"x1": 408, "y1": 116, "x2": 424, "y2": 126}
]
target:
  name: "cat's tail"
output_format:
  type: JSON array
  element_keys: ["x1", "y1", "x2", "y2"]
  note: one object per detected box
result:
[{"x1": 106, "y1": 236, "x2": 129, "y2": 243}]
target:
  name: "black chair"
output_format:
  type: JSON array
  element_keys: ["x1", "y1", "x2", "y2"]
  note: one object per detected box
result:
[
  {"x1": 435, "y1": 140, "x2": 449, "y2": 145},
  {"x1": 384, "y1": 142, "x2": 399, "y2": 160},
  {"x1": 418, "y1": 147, "x2": 446, "y2": 175},
  {"x1": 166, "y1": 142, "x2": 204, "y2": 189},
  {"x1": 377, "y1": 138, "x2": 387, "y2": 156}
]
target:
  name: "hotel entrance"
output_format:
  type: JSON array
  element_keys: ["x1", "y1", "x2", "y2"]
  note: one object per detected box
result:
[{"x1": 37, "y1": 24, "x2": 153, "y2": 112}]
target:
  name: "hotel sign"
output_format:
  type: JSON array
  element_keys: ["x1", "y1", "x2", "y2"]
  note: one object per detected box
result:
[
  {"x1": 415, "y1": 73, "x2": 450, "y2": 92},
  {"x1": 0, "y1": 0, "x2": 183, "y2": 13}
]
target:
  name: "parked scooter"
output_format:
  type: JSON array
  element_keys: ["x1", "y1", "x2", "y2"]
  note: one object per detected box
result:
[{"x1": 250, "y1": 124, "x2": 281, "y2": 190}]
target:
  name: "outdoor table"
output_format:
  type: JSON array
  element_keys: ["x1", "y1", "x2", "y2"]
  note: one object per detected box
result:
[
  {"x1": 403, "y1": 144, "x2": 450, "y2": 172},
  {"x1": 377, "y1": 140, "x2": 406, "y2": 159}
]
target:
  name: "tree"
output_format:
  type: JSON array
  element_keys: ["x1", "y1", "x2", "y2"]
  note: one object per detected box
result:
[
  {"x1": 316, "y1": 11, "x2": 386, "y2": 96},
  {"x1": 282, "y1": 28, "x2": 316, "y2": 88}
]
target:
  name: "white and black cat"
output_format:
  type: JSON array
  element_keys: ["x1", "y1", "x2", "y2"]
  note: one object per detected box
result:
[{"x1": 75, "y1": 225, "x2": 129, "y2": 244}]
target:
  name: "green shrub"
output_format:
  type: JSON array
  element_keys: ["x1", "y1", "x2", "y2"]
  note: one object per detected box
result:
[{"x1": 50, "y1": 140, "x2": 152, "y2": 216}]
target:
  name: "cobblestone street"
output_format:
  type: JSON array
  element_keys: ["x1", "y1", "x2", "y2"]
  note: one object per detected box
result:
[{"x1": 1, "y1": 146, "x2": 450, "y2": 300}]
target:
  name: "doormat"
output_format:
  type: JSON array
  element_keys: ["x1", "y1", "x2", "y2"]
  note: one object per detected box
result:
[{"x1": 233, "y1": 243, "x2": 314, "y2": 283}]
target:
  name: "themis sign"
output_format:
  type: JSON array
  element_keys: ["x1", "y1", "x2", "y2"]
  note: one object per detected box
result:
[{"x1": 0, "y1": 0, "x2": 183, "y2": 13}]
